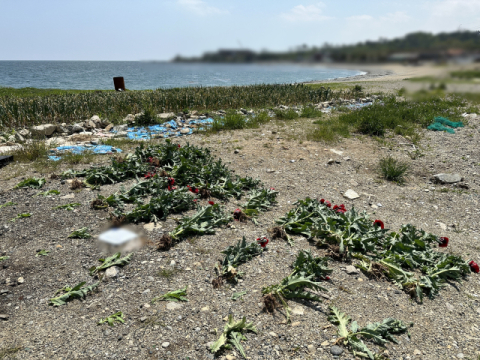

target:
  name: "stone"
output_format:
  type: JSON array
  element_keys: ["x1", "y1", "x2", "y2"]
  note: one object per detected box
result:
[
  {"x1": 226, "y1": 355, "x2": 236, "y2": 360},
  {"x1": 71, "y1": 124, "x2": 85, "y2": 133},
  {"x1": 84, "y1": 120, "x2": 96, "y2": 130},
  {"x1": 291, "y1": 306, "x2": 304, "y2": 316},
  {"x1": 157, "y1": 112, "x2": 176, "y2": 120},
  {"x1": 104, "y1": 124, "x2": 114, "y2": 132},
  {"x1": 30, "y1": 124, "x2": 57, "y2": 137},
  {"x1": 60, "y1": 194, "x2": 75, "y2": 199},
  {"x1": 143, "y1": 223, "x2": 162, "y2": 232},
  {"x1": 205, "y1": 342, "x2": 215, "y2": 350},
  {"x1": 18, "y1": 129, "x2": 30, "y2": 137},
  {"x1": 140, "y1": 316, "x2": 147, "y2": 322},
  {"x1": 446, "y1": 302, "x2": 454, "y2": 312},
  {"x1": 457, "y1": 354, "x2": 464, "y2": 359},
  {"x1": 180, "y1": 128, "x2": 190, "y2": 134},
  {"x1": 321, "y1": 341, "x2": 330, "y2": 346},
  {"x1": 166, "y1": 302, "x2": 183, "y2": 310},
  {"x1": 234, "y1": 149, "x2": 240, "y2": 154},
  {"x1": 345, "y1": 265, "x2": 359, "y2": 275},
  {"x1": 432, "y1": 173, "x2": 462, "y2": 184},
  {"x1": 105, "y1": 266, "x2": 119, "y2": 279},
  {"x1": 437, "y1": 222, "x2": 447, "y2": 231},
  {"x1": 161, "y1": 342, "x2": 170, "y2": 348},
  {"x1": 0, "y1": 314, "x2": 9, "y2": 320},
  {"x1": 15, "y1": 133, "x2": 25, "y2": 142},
  {"x1": 330, "y1": 149, "x2": 344, "y2": 155},
  {"x1": 268, "y1": 331, "x2": 278, "y2": 337},
  {"x1": 201, "y1": 306, "x2": 210, "y2": 312},
  {"x1": 266, "y1": 169, "x2": 276, "y2": 173},
  {"x1": 414, "y1": 349, "x2": 421, "y2": 355},
  {"x1": 90, "y1": 115, "x2": 102, "y2": 124},
  {"x1": 123, "y1": 114, "x2": 135, "y2": 123},
  {"x1": 327, "y1": 158, "x2": 335, "y2": 165},
  {"x1": 330, "y1": 345, "x2": 344, "y2": 356},
  {"x1": 17, "y1": 277, "x2": 25, "y2": 284},
  {"x1": 307, "y1": 345, "x2": 316, "y2": 354},
  {"x1": 291, "y1": 321, "x2": 301, "y2": 327},
  {"x1": 344, "y1": 189, "x2": 360, "y2": 200}
]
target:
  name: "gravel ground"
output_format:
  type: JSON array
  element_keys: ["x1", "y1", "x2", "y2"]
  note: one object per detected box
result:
[{"x1": 1, "y1": 111, "x2": 480, "y2": 360}]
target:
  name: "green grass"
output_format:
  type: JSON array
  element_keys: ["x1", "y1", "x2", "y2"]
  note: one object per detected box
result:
[
  {"x1": 274, "y1": 108, "x2": 299, "y2": 120},
  {"x1": 378, "y1": 156, "x2": 410, "y2": 184},
  {"x1": 450, "y1": 70, "x2": 480, "y2": 79},
  {"x1": 338, "y1": 94, "x2": 465, "y2": 137},
  {"x1": 0, "y1": 84, "x2": 332, "y2": 130},
  {"x1": 308, "y1": 118, "x2": 350, "y2": 142},
  {"x1": 300, "y1": 106, "x2": 323, "y2": 118},
  {"x1": 207, "y1": 110, "x2": 272, "y2": 133},
  {"x1": 11, "y1": 140, "x2": 50, "y2": 162}
]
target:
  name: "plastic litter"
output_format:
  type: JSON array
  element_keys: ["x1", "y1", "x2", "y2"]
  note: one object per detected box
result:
[
  {"x1": 99, "y1": 228, "x2": 138, "y2": 246},
  {"x1": 48, "y1": 145, "x2": 122, "y2": 161},
  {"x1": 427, "y1": 117, "x2": 464, "y2": 134},
  {"x1": 122, "y1": 118, "x2": 214, "y2": 140}
]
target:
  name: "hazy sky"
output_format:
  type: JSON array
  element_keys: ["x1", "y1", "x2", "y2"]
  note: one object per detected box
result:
[{"x1": 1, "y1": 0, "x2": 479, "y2": 60}]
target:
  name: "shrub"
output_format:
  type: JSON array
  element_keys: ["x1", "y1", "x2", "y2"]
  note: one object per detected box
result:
[
  {"x1": 378, "y1": 156, "x2": 409, "y2": 184},
  {"x1": 274, "y1": 108, "x2": 299, "y2": 120},
  {"x1": 300, "y1": 106, "x2": 323, "y2": 118}
]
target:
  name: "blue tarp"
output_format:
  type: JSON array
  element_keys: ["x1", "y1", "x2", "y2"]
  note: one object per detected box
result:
[
  {"x1": 48, "y1": 145, "x2": 122, "y2": 161},
  {"x1": 123, "y1": 118, "x2": 214, "y2": 140}
]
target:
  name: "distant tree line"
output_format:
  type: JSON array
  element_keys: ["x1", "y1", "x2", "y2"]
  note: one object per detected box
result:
[{"x1": 172, "y1": 31, "x2": 480, "y2": 63}]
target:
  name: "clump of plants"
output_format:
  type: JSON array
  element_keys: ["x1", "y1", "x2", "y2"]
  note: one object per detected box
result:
[
  {"x1": 10, "y1": 213, "x2": 31, "y2": 222},
  {"x1": 214, "y1": 237, "x2": 264, "y2": 285},
  {"x1": 276, "y1": 197, "x2": 477, "y2": 302},
  {"x1": 211, "y1": 314, "x2": 257, "y2": 359},
  {"x1": 68, "y1": 227, "x2": 91, "y2": 239},
  {"x1": 157, "y1": 203, "x2": 231, "y2": 250},
  {"x1": 378, "y1": 156, "x2": 410, "y2": 184},
  {"x1": 328, "y1": 306, "x2": 411, "y2": 360},
  {"x1": 98, "y1": 312, "x2": 125, "y2": 327}
]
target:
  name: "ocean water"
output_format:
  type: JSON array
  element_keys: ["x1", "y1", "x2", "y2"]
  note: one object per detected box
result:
[{"x1": 0, "y1": 61, "x2": 364, "y2": 90}]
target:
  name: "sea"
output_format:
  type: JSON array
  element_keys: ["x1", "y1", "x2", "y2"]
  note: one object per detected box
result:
[{"x1": 0, "y1": 61, "x2": 365, "y2": 90}]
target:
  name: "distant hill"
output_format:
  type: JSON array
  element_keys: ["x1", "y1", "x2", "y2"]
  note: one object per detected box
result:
[{"x1": 172, "y1": 31, "x2": 480, "y2": 63}]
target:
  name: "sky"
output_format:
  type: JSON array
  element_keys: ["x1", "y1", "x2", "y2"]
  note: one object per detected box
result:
[{"x1": 1, "y1": 0, "x2": 479, "y2": 61}]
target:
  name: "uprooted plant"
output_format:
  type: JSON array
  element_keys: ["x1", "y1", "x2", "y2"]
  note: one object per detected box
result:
[
  {"x1": 14, "y1": 177, "x2": 45, "y2": 189},
  {"x1": 241, "y1": 188, "x2": 278, "y2": 223},
  {"x1": 328, "y1": 306, "x2": 411, "y2": 360},
  {"x1": 210, "y1": 314, "x2": 257, "y2": 359},
  {"x1": 262, "y1": 271, "x2": 327, "y2": 322},
  {"x1": 151, "y1": 285, "x2": 188, "y2": 303},
  {"x1": 292, "y1": 249, "x2": 332, "y2": 280},
  {"x1": 53, "y1": 203, "x2": 81, "y2": 211},
  {"x1": 49, "y1": 282, "x2": 99, "y2": 306},
  {"x1": 0, "y1": 201, "x2": 16, "y2": 209},
  {"x1": 89, "y1": 252, "x2": 133, "y2": 276},
  {"x1": 98, "y1": 311, "x2": 125, "y2": 327},
  {"x1": 214, "y1": 237, "x2": 264, "y2": 286},
  {"x1": 35, "y1": 250, "x2": 50, "y2": 257},
  {"x1": 35, "y1": 189, "x2": 60, "y2": 197},
  {"x1": 276, "y1": 197, "x2": 477, "y2": 302},
  {"x1": 10, "y1": 213, "x2": 31, "y2": 222},
  {"x1": 157, "y1": 204, "x2": 231, "y2": 250},
  {"x1": 68, "y1": 227, "x2": 91, "y2": 239}
]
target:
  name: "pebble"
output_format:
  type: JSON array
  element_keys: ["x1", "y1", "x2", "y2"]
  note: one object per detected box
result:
[
  {"x1": 166, "y1": 302, "x2": 183, "y2": 310},
  {"x1": 161, "y1": 342, "x2": 170, "y2": 348},
  {"x1": 307, "y1": 344, "x2": 316, "y2": 354},
  {"x1": 269, "y1": 331, "x2": 278, "y2": 337},
  {"x1": 414, "y1": 349, "x2": 421, "y2": 355},
  {"x1": 17, "y1": 277, "x2": 24, "y2": 284},
  {"x1": 291, "y1": 306, "x2": 304, "y2": 315},
  {"x1": 343, "y1": 189, "x2": 360, "y2": 200},
  {"x1": 226, "y1": 355, "x2": 236, "y2": 360},
  {"x1": 345, "y1": 265, "x2": 359, "y2": 275},
  {"x1": 105, "y1": 266, "x2": 119, "y2": 279},
  {"x1": 457, "y1": 353, "x2": 464, "y2": 359},
  {"x1": 330, "y1": 345, "x2": 344, "y2": 356},
  {"x1": 327, "y1": 158, "x2": 335, "y2": 165}
]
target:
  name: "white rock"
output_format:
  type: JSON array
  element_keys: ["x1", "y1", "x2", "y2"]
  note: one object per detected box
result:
[
  {"x1": 18, "y1": 129, "x2": 30, "y2": 137},
  {"x1": 437, "y1": 222, "x2": 447, "y2": 231},
  {"x1": 291, "y1": 306, "x2": 304, "y2": 316},
  {"x1": 105, "y1": 266, "x2": 119, "y2": 278},
  {"x1": 162, "y1": 342, "x2": 170, "y2": 348},
  {"x1": 201, "y1": 306, "x2": 210, "y2": 312},
  {"x1": 17, "y1": 277, "x2": 25, "y2": 284},
  {"x1": 166, "y1": 302, "x2": 183, "y2": 310},
  {"x1": 143, "y1": 223, "x2": 162, "y2": 232},
  {"x1": 90, "y1": 115, "x2": 102, "y2": 124},
  {"x1": 123, "y1": 114, "x2": 135, "y2": 123},
  {"x1": 180, "y1": 128, "x2": 190, "y2": 134},
  {"x1": 330, "y1": 149, "x2": 344, "y2": 155},
  {"x1": 30, "y1": 124, "x2": 57, "y2": 137},
  {"x1": 343, "y1": 189, "x2": 360, "y2": 200},
  {"x1": 157, "y1": 112, "x2": 176, "y2": 119},
  {"x1": 269, "y1": 331, "x2": 278, "y2": 337},
  {"x1": 345, "y1": 265, "x2": 359, "y2": 275}
]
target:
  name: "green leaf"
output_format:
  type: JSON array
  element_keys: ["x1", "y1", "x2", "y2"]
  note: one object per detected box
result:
[
  {"x1": 68, "y1": 227, "x2": 91, "y2": 239},
  {"x1": 217, "y1": 237, "x2": 263, "y2": 282},
  {"x1": 98, "y1": 311, "x2": 125, "y2": 326},
  {"x1": 14, "y1": 177, "x2": 45, "y2": 189},
  {"x1": 231, "y1": 291, "x2": 247, "y2": 301},
  {"x1": 211, "y1": 314, "x2": 257, "y2": 357},
  {"x1": 53, "y1": 203, "x2": 81, "y2": 211},
  {"x1": 0, "y1": 256, "x2": 9, "y2": 262},
  {"x1": 151, "y1": 285, "x2": 188, "y2": 303},
  {"x1": 35, "y1": 250, "x2": 50, "y2": 257},
  {"x1": 35, "y1": 190, "x2": 60, "y2": 197},
  {"x1": 89, "y1": 252, "x2": 133, "y2": 275},
  {"x1": 328, "y1": 306, "x2": 350, "y2": 338},
  {"x1": 0, "y1": 201, "x2": 17, "y2": 209},
  {"x1": 10, "y1": 213, "x2": 31, "y2": 222},
  {"x1": 49, "y1": 282, "x2": 98, "y2": 306}
]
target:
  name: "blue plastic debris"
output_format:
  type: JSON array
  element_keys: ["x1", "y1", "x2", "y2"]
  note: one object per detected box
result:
[
  {"x1": 48, "y1": 145, "x2": 122, "y2": 161},
  {"x1": 123, "y1": 118, "x2": 213, "y2": 140}
]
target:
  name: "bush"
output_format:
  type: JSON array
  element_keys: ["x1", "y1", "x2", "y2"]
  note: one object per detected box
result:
[
  {"x1": 300, "y1": 106, "x2": 323, "y2": 118},
  {"x1": 135, "y1": 108, "x2": 156, "y2": 126},
  {"x1": 12, "y1": 140, "x2": 49, "y2": 162},
  {"x1": 378, "y1": 156, "x2": 409, "y2": 184},
  {"x1": 308, "y1": 119, "x2": 350, "y2": 143},
  {"x1": 274, "y1": 108, "x2": 299, "y2": 120}
]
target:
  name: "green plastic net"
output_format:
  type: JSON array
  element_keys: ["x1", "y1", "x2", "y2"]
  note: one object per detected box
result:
[{"x1": 427, "y1": 117, "x2": 464, "y2": 134}]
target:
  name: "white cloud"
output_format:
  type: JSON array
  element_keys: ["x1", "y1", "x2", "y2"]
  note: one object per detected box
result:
[
  {"x1": 429, "y1": 0, "x2": 480, "y2": 17},
  {"x1": 346, "y1": 15, "x2": 373, "y2": 21},
  {"x1": 281, "y1": 3, "x2": 332, "y2": 22},
  {"x1": 177, "y1": 0, "x2": 227, "y2": 16},
  {"x1": 379, "y1": 11, "x2": 411, "y2": 23}
]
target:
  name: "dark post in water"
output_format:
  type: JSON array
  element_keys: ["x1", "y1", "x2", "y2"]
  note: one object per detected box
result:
[{"x1": 113, "y1": 77, "x2": 125, "y2": 91}]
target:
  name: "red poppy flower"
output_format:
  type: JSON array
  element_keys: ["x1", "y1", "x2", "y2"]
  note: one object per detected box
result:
[
  {"x1": 167, "y1": 178, "x2": 175, "y2": 186},
  {"x1": 333, "y1": 204, "x2": 347, "y2": 214},
  {"x1": 325, "y1": 276, "x2": 331, "y2": 281},
  {"x1": 147, "y1": 156, "x2": 153, "y2": 163},
  {"x1": 469, "y1": 260, "x2": 479, "y2": 273},
  {"x1": 438, "y1": 237, "x2": 449, "y2": 248},
  {"x1": 167, "y1": 186, "x2": 176, "y2": 191},
  {"x1": 193, "y1": 199, "x2": 197, "y2": 203},
  {"x1": 144, "y1": 172, "x2": 155, "y2": 179},
  {"x1": 270, "y1": 187, "x2": 275, "y2": 190},
  {"x1": 320, "y1": 199, "x2": 325, "y2": 204},
  {"x1": 373, "y1": 220, "x2": 384, "y2": 229},
  {"x1": 208, "y1": 201, "x2": 215, "y2": 205},
  {"x1": 325, "y1": 201, "x2": 331, "y2": 208},
  {"x1": 233, "y1": 208, "x2": 242, "y2": 221},
  {"x1": 177, "y1": 144, "x2": 181, "y2": 148},
  {"x1": 256, "y1": 236, "x2": 269, "y2": 248}
]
